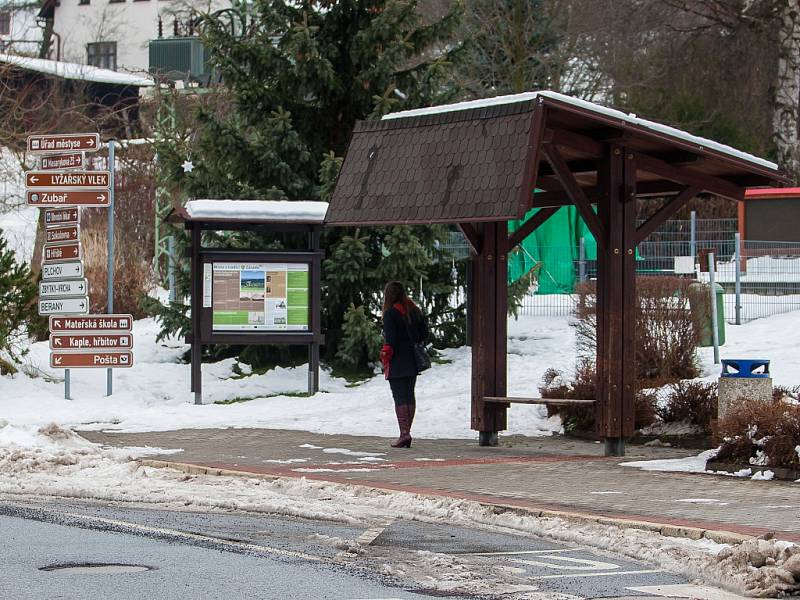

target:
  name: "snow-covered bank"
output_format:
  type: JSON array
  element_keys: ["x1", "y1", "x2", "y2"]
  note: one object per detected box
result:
[
  {"x1": 0, "y1": 421, "x2": 797, "y2": 598},
  {"x1": 1, "y1": 316, "x2": 569, "y2": 439}
]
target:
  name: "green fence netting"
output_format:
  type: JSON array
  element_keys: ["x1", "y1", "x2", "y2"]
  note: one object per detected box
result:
[{"x1": 508, "y1": 206, "x2": 597, "y2": 294}]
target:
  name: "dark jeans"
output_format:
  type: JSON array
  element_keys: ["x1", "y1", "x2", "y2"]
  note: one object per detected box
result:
[{"x1": 389, "y1": 376, "x2": 417, "y2": 406}]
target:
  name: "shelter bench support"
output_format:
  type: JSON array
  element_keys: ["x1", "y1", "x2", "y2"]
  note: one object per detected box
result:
[{"x1": 469, "y1": 221, "x2": 508, "y2": 446}]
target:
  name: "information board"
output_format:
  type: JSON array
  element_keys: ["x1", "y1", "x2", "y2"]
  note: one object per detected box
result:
[{"x1": 211, "y1": 262, "x2": 310, "y2": 331}]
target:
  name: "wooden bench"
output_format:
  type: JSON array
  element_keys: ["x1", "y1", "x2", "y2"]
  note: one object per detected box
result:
[{"x1": 483, "y1": 396, "x2": 596, "y2": 406}]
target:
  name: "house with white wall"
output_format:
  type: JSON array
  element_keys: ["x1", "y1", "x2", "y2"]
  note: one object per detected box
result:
[
  {"x1": 0, "y1": 0, "x2": 43, "y2": 56},
  {"x1": 38, "y1": 0, "x2": 229, "y2": 74}
]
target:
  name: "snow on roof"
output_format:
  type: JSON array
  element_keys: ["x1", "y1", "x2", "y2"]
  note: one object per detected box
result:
[
  {"x1": 0, "y1": 53, "x2": 154, "y2": 87},
  {"x1": 185, "y1": 200, "x2": 329, "y2": 223},
  {"x1": 382, "y1": 90, "x2": 778, "y2": 171}
]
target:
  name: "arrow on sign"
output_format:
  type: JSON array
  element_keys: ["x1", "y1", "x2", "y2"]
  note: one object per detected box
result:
[
  {"x1": 53, "y1": 338, "x2": 62, "y2": 347},
  {"x1": 52, "y1": 319, "x2": 62, "y2": 328},
  {"x1": 29, "y1": 175, "x2": 39, "y2": 183},
  {"x1": 78, "y1": 283, "x2": 84, "y2": 291},
  {"x1": 87, "y1": 138, "x2": 95, "y2": 146},
  {"x1": 96, "y1": 194, "x2": 106, "y2": 202},
  {"x1": 54, "y1": 356, "x2": 63, "y2": 365}
]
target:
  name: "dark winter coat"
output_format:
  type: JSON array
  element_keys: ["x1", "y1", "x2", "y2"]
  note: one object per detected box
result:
[{"x1": 381, "y1": 302, "x2": 429, "y2": 379}]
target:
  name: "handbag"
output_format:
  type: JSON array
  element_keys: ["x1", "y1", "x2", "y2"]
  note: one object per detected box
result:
[{"x1": 404, "y1": 313, "x2": 431, "y2": 373}]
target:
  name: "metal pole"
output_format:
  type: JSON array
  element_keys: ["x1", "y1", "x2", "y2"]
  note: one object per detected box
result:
[
  {"x1": 734, "y1": 232, "x2": 742, "y2": 326},
  {"x1": 106, "y1": 141, "x2": 115, "y2": 396},
  {"x1": 168, "y1": 235, "x2": 176, "y2": 303},
  {"x1": 65, "y1": 369, "x2": 70, "y2": 400},
  {"x1": 708, "y1": 252, "x2": 720, "y2": 365},
  {"x1": 690, "y1": 210, "x2": 697, "y2": 261},
  {"x1": 579, "y1": 236, "x2": 587, "y2": 282}
]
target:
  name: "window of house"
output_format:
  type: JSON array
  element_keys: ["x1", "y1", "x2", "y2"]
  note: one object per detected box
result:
[
  {"x1": 0, "y1": 12, "x2": 11, "y2": 35},
  {"x1": 87, "y1": 41, "x2": 117, "y2": 70},
  {"x1": 79, "y1": 0, "x2": 90, "y2": 5}
]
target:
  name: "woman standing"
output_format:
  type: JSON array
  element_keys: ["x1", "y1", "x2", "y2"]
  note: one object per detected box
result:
[{"x1": 380, "y1": 281, "x2": 429, "y2": 448}]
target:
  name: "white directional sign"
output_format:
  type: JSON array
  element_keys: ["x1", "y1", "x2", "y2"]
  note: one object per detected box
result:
[
  {"x1": 42, "y1": 261, "x2": 84, "y2": 281},
  {"x1": 39, "y1": 296, "x2": 90, "y2": 316},
  {"x1": 27, "y1": 133, "x2": 99, "y2": 154},
  {"x1": 39, "y1": 279, "x2": 88, "y2": 299}
]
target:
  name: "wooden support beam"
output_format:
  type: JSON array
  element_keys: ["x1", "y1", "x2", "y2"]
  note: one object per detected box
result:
[
  {"x1": 543, "y1": 143, "x2": 607, "y2": 247},
  {"x1": 634, "y1": 186, "x2": 701, "y2": 245},
  {"x1": 458, "y1": 223, "x2": 481, "y2": 254},
  {"x1": 634, "y1": 151, "x2": 744, "y2": 200},
  {"x1": 506, "y1": 207, "x2": 559, "y2": 252},
  {"x1": 517, "y1": 101, "x2": 546, "y2": 215},
  {"x1": 544, "y1": 127, "x2": 605, "y2": 157}
]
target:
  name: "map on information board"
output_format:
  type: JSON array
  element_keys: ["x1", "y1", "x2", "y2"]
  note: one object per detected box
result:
[{"x1": 211, "y1": 263, "x2": 310, "y2": 331}]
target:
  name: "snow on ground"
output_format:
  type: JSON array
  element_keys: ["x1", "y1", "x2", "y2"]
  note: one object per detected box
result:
[
  {"x1": 0, "y1": 146, "x2": 36, "y2": 263},
  {"x1": 0, "y1": 421, "x2": 798, "y2": 597},
  {"x1": 0, "y1": 315, "x2": 569, "y2": 439}
]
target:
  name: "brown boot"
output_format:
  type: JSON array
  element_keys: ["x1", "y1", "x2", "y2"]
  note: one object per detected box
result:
[{"x1": 391, "y1": 404, "x2": 412, "y2": 448}]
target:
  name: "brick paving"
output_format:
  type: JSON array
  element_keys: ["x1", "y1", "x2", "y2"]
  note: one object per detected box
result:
[{"x1": 82, "y1": 428, "x2": 800, "y2": 542}]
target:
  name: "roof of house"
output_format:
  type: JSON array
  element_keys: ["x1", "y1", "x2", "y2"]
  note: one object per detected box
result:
[
  {"x1": 744, "y1": 187, "x2": 800, "y2": 200},
  {"x1": 327, "y1": 91, "x2": 786, "y2": 226},
  {"x1": 0, "y1": 53, "x2": 154, "y2": 87}
]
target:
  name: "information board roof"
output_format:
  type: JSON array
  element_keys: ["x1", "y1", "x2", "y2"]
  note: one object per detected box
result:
[{"x1": 181, "y1": 200, "x2": 328, "y2": 224}]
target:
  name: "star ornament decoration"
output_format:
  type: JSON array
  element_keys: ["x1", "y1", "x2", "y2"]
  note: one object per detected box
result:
[{"x1": 181, "y1": 159, "x2": 194, "y2": 173}]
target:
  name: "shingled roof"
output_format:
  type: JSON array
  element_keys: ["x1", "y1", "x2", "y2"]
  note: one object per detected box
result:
[{"x1": 326, "y1": 91, "x2": 785, "y2": 226}]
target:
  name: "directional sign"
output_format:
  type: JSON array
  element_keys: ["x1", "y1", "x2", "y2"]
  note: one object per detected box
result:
[
  {"x1": 49, "y1": 314, "x2": 133, "y2": 332},
  {"x1": 42, "y1": 261, "x2": 83, "y2": 281},
  {"x1": 27, "y1": 133, "x2": 99, "y2": 154},
  {"x1": 50, "y1": 351, "x2": 133, "y2": 369},
  {"x1": 43, "y1": 241, "x2": 81, "y2": 263},
  {"x1": 39, "y1": 296, "x2": 89, "y2": 316},
  {"x1": 26, "y1": 171, "x2": 109, "y2": 189},
  {"x1": 50, "y1": 333, "x2": 132, "y2": 351},
  {"x1": 27, "y1": 190, "x2": 109, "y2": 207},
  {"x1": 40, "y1": 153, "x2": 84, "y2": 170},
  {"x1": 44, "y1": 207, "x2": 79, "y2": 227},
  {"x1": 45, "y1": 225, "x2": 79, "y2": 244},
  {"x1": 39, "y1": 279, "x2": 88, "y2": 299}
]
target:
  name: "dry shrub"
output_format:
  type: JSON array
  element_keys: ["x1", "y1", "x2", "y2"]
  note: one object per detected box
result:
[
  {"x1": 716, "y1": 398, "x2": 800, "y2": 469},
  {"x1": 540, "y1": 361, "x2": 658, "y2": 433},
  {"x1": 575, "y1": 277, "x2": 704, "y2": 385},
  {"x1": 773, "y1": 385, "x2": 800, "y2": 402},
  {"x1": 82, "y1": 228, "x2": 152, "y2": 318},
  {"x1": 657, "y1": 380, "x2": 718, "y2": 432}
]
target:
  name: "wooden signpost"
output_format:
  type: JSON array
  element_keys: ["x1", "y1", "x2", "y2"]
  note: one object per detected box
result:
[
  {"x1": 27, "y1": 132, "x2": 125, "y2": 399},
  {"x1": 27, "y1": 190, "x2": 109, "y2": 207},
  {"x1": 43, "y1": 241, "x2": 81, "y2": 262},
  {"x1": 40, "y1": 153, "x2": 84, "y2": 170},
  {"x1": 26, "y1": 171, "x2": 110, "y2": 189},
  {"x1": 45, "y1": 225, "x2": 80, "y2": 244},
  {"x1": 44, "y1": 207, "x2": 79, "y2": 226},
  {"x1": 50, "y1": 351, "x2": 133, "y2": 369},
  {"x1": 27, "y1": 133, "x2": 100, "y2": 154}
]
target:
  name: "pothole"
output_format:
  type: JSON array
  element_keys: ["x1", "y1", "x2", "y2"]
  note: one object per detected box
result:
[{"x1": 40, "y1": 563, "x2": 155, "y2": 574}]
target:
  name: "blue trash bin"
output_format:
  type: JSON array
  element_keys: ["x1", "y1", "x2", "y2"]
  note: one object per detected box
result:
[{"x1": 721, "y1": 359, "x2": 770, "y2": 379}]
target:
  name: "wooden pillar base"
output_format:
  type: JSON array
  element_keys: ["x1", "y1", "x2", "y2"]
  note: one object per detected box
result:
[
  {"x1": 604, "y1": 437, "x2": 626, "y2": 457},
  {"x1": 478, "y1": 431, "x2": 499, "y2": 447}
]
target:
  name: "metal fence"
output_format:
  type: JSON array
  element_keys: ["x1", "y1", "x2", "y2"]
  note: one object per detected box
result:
[{"x1": 441, "y1": 217, "x2": 800, "y2": 323}]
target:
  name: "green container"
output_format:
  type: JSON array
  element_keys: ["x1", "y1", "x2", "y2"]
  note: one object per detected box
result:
[{"x1": 689, "y1": 281, "x2": 725, "y2": 347}]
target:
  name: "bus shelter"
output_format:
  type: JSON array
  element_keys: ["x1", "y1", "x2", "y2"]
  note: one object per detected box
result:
[{"x1": 325, "y1": 91, "x2": 786, "y2": 455}]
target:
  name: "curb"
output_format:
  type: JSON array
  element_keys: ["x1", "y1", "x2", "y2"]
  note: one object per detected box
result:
[{"x1": 139, "y1": 458, "x2": 757, "y2": 546}]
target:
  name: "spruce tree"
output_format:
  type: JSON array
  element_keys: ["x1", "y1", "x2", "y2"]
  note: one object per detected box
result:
[
  {"x1": 148, "y1": 0, "x2": 466, "y2": 373},
  {"x1": 0, "y1": 231, "x2": 37, "y2": 373}
]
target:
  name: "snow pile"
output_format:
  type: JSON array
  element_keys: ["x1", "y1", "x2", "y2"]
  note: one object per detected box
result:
[
  {"x1": 0, "y1": 316, "x2": 566, "y2": 439},
  {"x1": 0, "y1": 422, "x2": 797, "y2": 597}
]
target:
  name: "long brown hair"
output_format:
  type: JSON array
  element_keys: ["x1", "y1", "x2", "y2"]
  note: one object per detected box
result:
[{"x1": 382, "y1": 281, "x2": 409, "y2": 316}]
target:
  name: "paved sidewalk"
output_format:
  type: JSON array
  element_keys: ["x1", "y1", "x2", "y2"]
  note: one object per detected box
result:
[{"x1": 82, "y1": 429, "x2": 800, "y2": 543}]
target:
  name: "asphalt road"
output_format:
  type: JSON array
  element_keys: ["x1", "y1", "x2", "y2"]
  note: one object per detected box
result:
[{"x1": 0, "y1": 498, "x2": 694, "y2": 600}]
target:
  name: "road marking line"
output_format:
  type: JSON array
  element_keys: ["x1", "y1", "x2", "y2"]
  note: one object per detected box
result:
[
  {"x1": 356, "y1": 520, "x2": 394, "y2": 545},
  {"x1": 527, "y1": 569, "x2": 663, "y2": 580},
  {"x1": 627, "y1": 584, "x2": 752, "y2": 600},
  {"x1": 511, "y1": 555, "x2": 620, "y2": 571}
]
